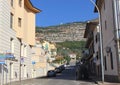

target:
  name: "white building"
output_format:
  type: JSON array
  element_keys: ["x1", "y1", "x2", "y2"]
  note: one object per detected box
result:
[
  {"x1": 0, "y1": 0, "x2": 21, "y2": 84},
  {"x1": 95, "y1": 0, "x2": 120, "y2": 82},
  {"x1": 0, "y1": 0, "x2": 40, "y2": 84}
]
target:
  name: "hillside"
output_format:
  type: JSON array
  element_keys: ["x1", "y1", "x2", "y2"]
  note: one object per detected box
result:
[
  {"x1": 56, "y1": 41, "x2": 86, "y2": 59},
  {"x1": 36, "y1": 22, "x2": 86, "y2": 42}
]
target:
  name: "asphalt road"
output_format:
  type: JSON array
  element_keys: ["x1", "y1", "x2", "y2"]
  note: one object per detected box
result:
[{"x1": 9, "y1": 65, "x2": 97, "y2": 85}]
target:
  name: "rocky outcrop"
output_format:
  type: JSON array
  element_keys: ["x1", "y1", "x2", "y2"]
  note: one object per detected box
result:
[{"x1": 36, "y1": 22, "x2": 86, "y2": 42}]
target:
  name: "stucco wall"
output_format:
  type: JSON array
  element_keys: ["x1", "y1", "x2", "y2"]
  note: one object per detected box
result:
[
  {"x1": 100, "y1": 0, "x2": 118, "y2": 75},
  {"x1": 0, "y1": 0, "x2": 21, "y2": 84}
]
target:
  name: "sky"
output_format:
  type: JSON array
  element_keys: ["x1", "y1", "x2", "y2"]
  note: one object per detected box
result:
[{"x1": 31, "y1": 0, "x2": 98, "y2": 27}]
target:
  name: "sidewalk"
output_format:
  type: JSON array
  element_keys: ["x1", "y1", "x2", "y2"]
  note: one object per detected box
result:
[
  {"x1": 4, "y1": 78, "x2": 34, "y2": 85},
  {"x1": 97, "y1": 81, "x2": 120, "y2": 85},
  {"x1": 90, "y1": 76, "x2": 120, "y2": 85}
]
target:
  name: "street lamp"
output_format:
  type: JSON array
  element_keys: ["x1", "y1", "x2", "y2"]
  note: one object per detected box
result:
[{"x1": 89, "y1": 0, "x2": 104, "y2": 83}]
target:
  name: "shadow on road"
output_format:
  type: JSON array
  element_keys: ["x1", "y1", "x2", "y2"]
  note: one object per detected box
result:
[{"x1": 35, "y1": 65, "x2": 95, "y2": 83}]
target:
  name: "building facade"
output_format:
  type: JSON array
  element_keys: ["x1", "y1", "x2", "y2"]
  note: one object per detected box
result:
[
  {"x1": 10, "y1": 0, "x2": 40, "y2": 81},
  {"x1": 32, "y1": 44, "x2": 47, "y2": 78},
  {"x1": 95, "y1": 0, "x2": 120, "y2": 82},
  {"x1": 83, "y1": 19, "x2": 99, "y2": 77},
  {"x1": 0, "y1": 0, "x2": 20, "y2": 84},
  {"x1": 49, "y1": 42, "x2": 57, "y2": 61},
  {"x1": 42, "y1": 41, "x2": 56, "y2": 62},
  {"x1": 0, "y1": 0, "x2": 40, "y2": 84}
]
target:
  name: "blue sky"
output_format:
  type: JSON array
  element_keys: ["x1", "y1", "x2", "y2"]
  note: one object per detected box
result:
[{"x1": 31, "y1": 0, "x2": 98, "y2": 27}]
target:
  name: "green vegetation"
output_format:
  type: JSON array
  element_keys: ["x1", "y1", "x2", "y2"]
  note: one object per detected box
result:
[
  {"x1": 56, "y1": 40, "x2": 86, "y2": 61},
  {"x1": 56, "y1": 41, "x2": 85, "y2": 49}
]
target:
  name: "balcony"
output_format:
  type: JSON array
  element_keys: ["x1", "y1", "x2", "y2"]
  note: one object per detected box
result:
[{"x1": 85, "y1": 32, "x2": 94, "y2": 48}]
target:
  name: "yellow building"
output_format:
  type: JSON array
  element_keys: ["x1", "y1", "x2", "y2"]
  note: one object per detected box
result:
[
  {"x1": 31, "y1": 39, "x2": 58, "y2": 78},
  {"x1": 10, "y1": 0, "x2": 40, "y2": 45},
  {"x1": 42, "y1": 41, "x2": 57, "y2": 61},
  {"x1": 49, "y1": 42, "x2": 57, "y2": 58},
  {"x1": 2, "y1": 0, "x2": 41, "y2": 83},
  {"x1": 32, "y1": 43, "x2": 47, "y2": 78},
  {"x1": 42, "y1": 40, "x2": 51, "y2": 52}
]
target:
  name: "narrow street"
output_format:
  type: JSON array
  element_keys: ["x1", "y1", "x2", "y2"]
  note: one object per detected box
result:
[{"x1": 9, "y1": 65, "x2": 97, "y2": 85}]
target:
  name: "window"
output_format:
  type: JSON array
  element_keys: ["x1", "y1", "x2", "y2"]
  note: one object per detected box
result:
[
  {"x1": 104, "y1": 0, "x2": 105, "y2": 10},
  {"x1": 19, "y1": 0, "x2": 22, "y2": 7},
  {"x1": 45, "y1": 44, "x2": 48, "y2": 50},
  {"x1": 24, "y1": 65, "x2": 27, "y2": 78},
  {"x1": 96, "y1": 52, "x2": 98, "y2": 60},
  {"x1": 110, "y1": 52, "x2": 113, "y2": 69},
  {"x1": 105, "y1": 20, "x2": 107, "y2": 29},
  {"x1": 10, "y1": 13, "x2": 13, "y2": 28},
  {"x1": 21, "y1": 44, "x2": 24, "y2": 57},
  {"x1": 10, "y1": 63, "x2": 14, "y2": 79},
  {"x1": 18, "y1": 18, "x2": 22, "y2": 27},
  {"x1": 24, "y1": 46, "x2": 27, "y2": 57},
  {"x1": 104, "y1": 56, "x2": 107, "y2": 70},
  {"x1": 95, "y1": 34, "x2": 98, "y2": 43},
  {"x1": 11, "y1": 0, "x2": 13, "y2": 7},
  {"x1": 10, "y1": 38, "x2": 14, "y2": 54}
]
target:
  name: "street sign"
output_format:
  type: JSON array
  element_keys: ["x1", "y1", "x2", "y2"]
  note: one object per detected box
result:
[
  {"x1": 0, "y1": 53, "x2": 5, "y2": 64},
  {"x1": 0, "y1": 52, "x2": 14, "y2": 64},
  {"x1": 0, "y1": 58, "x2": 5, "y2": 64},
  {"x1": 32, "y1": 61, "x2": 36, "y2": 65},
  {"x1": 21, "y1": 57, "x2": 24, "y2": 63},
  {"x1": 5, "y1": 53, "x2": 14, "y2": 58}
]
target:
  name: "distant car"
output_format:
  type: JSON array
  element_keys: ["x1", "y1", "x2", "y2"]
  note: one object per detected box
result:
[
  {"x1": 59, "y1": 65, "x2": 65, "y2": 70},
  {"x1": 47, "y1": 70, "x2": 56, "y2": 77},
  {"x1": 55, "y1": 67, "x2": 62, "y2": 73},
  {"x1": 75, "y1": 64, "x2": 81, "y2": 80}
]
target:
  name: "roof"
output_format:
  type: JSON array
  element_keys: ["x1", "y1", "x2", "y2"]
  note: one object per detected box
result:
[
  {"x1": 25, "y1": 0, "x2": 41, "y2": 13},
  {"x1": 94, "y1": 0, "x2": 104, "y2": 12},
  {"x1": 84, "y1": 19, "x2": 99, "y2": 38}
]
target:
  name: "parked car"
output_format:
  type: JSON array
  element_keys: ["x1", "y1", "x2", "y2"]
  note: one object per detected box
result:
[
  {"x1": 59, "y1": 65, "x2": 65, "y2": 70},
  {"x1": 55, "y1": 67, "x2": 62, "y2": 73},
  {"x1": 47, "y1": 70, "x2": 56, "y2": 77},
  {"x1": 76, "y1": 63, "x2": 89, "y2": 80},
  {"x1": 55, "y1": 65, "x2": 65, "y2": 73},
  {"x1": 75, "y1": 64, "x2": 81, "y2": 80}
]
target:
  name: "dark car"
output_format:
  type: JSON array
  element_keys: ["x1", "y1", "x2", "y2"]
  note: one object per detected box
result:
[
  {"x1": 75, "y1": 64, "x2": 81, "y2": 80},
  {"x1": 55, "y1": 67, "x2": 62, "y2": 73},
  {"x1": 55, "y1": 65, "x2": 65, "y2": 73},
  {"x1": 59, "y1": 65, "x2": 65, "y2": 70},
  {"x1": 47, "y1": 70, "x2": 56, "y2": 77},
  {"x1": 76, "y1": 63, "x2": 89, "y2": 80}
]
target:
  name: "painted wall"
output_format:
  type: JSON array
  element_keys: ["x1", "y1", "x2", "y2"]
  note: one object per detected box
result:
[
  {"x1": 0, "y1": 0, "x2": 21, "y2": 84},
  {"x1": 31, "y1": 45, "x2": 47, "y2": 78},
  {"x1": 100, "y1": 0, "x2": 118, "y2": 75}
]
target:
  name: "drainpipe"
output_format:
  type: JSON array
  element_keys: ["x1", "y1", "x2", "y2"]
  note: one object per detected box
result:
[
  {"x1": 18, "y1": 39, "x2": 22, "y2": 83},
  {"x1": 113, "y1": 0, "x2": 120, "y2": 80}
]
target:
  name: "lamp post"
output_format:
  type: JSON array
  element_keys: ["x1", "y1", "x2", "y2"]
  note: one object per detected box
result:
[{"x1": 89, "y1": 0, "x2": 104, "y2": 83}]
